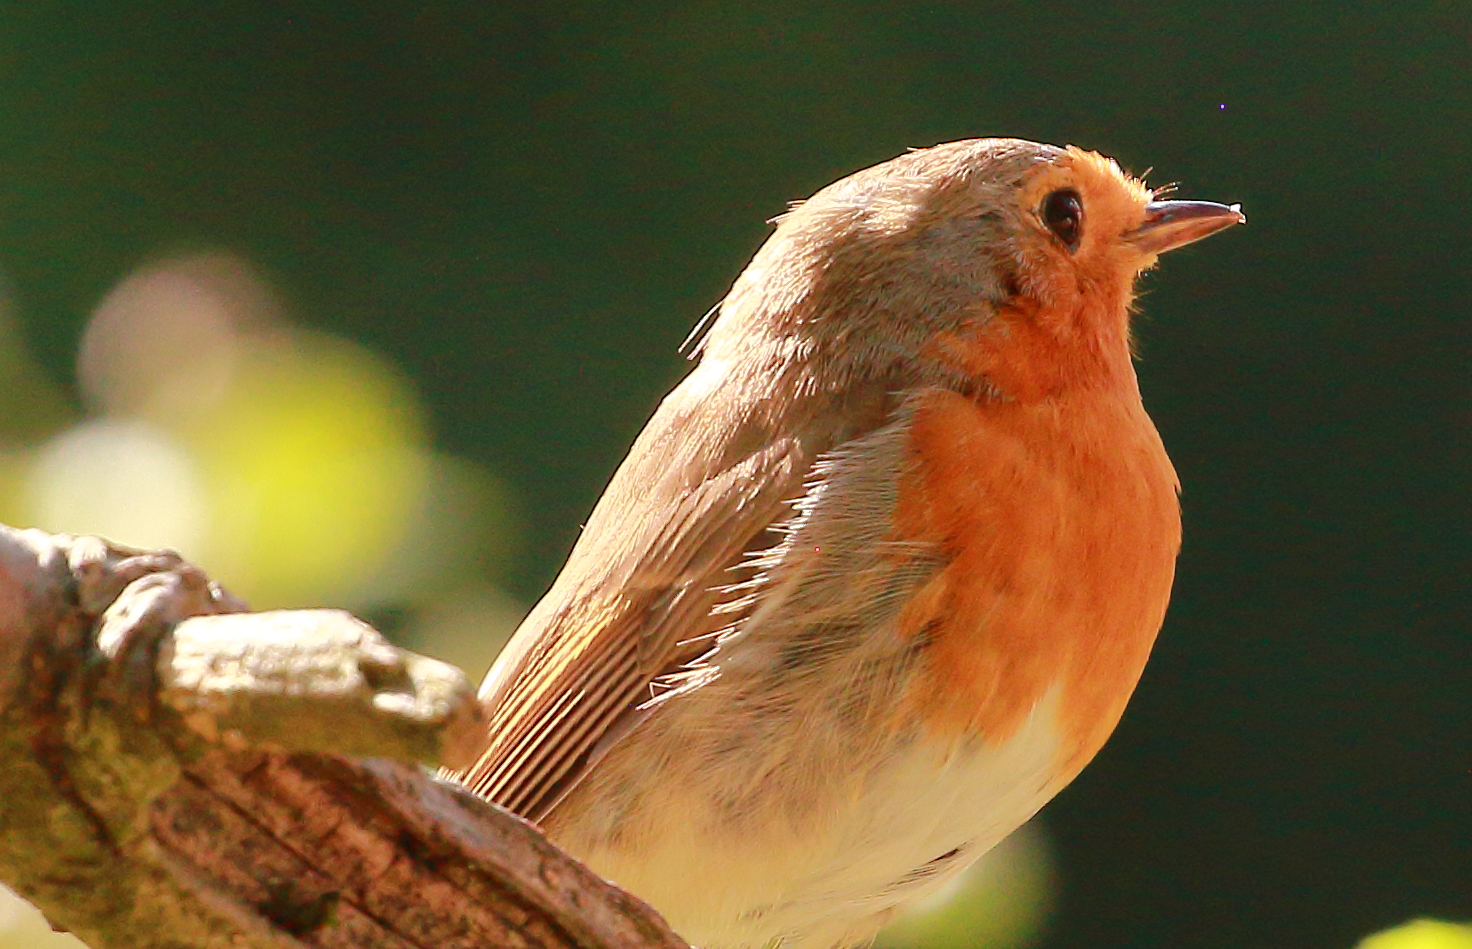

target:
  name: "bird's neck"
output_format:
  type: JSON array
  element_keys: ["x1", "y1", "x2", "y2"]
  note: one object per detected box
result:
[{"x1": 930, "y1": 292, "x2": 1138, "y2": 403}]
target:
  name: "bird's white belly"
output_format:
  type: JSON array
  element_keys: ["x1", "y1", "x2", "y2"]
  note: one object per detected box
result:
[{"x1": 555, "y1": 694, "x2": 1067, "y2": 949}]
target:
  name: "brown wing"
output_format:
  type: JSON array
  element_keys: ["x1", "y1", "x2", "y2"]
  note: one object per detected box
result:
[{"x1": 457, "y1": 362, "x2": 900, "y2": 821}]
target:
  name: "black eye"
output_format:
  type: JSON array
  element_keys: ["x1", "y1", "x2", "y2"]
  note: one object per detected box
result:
[{"x1": 1040, "y1": 188, "x2": 1084, "y2": 251}]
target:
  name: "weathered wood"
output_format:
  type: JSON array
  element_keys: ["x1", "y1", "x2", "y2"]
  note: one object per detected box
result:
[{"x1": 0, "y1": 525, "x2": 690, "y2": 949}]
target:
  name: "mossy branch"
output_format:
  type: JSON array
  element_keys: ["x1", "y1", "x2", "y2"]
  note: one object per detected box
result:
[{"x1": 0, "y1": 525, "x2": 689, "y2": 949}]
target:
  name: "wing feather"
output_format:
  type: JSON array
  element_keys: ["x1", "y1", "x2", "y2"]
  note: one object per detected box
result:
[{"x1": 457, "y1": 362, "x2": 905, "y2": 821}]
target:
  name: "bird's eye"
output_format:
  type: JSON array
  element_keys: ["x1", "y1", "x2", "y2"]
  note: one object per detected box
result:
[{"x1": 1040, "y1": 188, "x2": 1084, "y2": 251}]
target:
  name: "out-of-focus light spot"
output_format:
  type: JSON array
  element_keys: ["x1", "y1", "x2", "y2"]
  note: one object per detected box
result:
[
  {"x1": 358, "y1": 453, "x2": 522, "y2": 608},
  {"x1": 875, "y1": 823, "x2": 1054, "y2": 949},
  {"x1": 188, "y1": 331, "x2": 430, "y2": 607},
  {"x1": 1358, "y1": 920, "x2": 1472, "y2": 949},
  {"x1": 17, "y1": 247, "x2": 522, "y2": 625},
  {"x1": 77, "y1": 253, "x2": 277, "y2": 422},
  {"x1": 24, "y1": 419, "x2": 208, "y2": 554}
]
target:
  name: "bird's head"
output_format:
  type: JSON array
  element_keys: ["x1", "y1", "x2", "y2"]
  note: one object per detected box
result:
[{"x1": 704, "y1": 138, "x2": 1244, "y2": 393}]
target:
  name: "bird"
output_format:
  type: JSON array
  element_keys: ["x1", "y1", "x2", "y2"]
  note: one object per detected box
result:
[{"x1": 454, "y1": 137, "x2": 1244, "y2": 949}]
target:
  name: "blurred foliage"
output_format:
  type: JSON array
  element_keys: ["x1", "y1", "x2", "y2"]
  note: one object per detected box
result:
[{"x1": 2, "y1": 252, "x2": 524, "y2": 617}]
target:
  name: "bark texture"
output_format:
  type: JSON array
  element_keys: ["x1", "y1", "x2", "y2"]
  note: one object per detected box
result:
[{"x1": 0, "y1": 525, "x2": 690, "y2": 949}]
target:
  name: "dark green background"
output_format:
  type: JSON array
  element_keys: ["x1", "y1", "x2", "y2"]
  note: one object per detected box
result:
[{"x1": 1, "y1": 3, "x2": 1467, "y2": 947}]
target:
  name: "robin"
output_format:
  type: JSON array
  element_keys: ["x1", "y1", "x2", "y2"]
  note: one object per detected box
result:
[{"x1": 454, "y1": 138, "x2": 1244, "y2": 949}]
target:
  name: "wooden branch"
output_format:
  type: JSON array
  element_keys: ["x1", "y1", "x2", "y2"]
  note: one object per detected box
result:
[{"x1": 0, "y1": 525, "x2": 690, "y2": 949}]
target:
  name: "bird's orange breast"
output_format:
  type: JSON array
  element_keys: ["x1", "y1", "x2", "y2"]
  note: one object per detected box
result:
[{"x1": 894, "y1": 303, "x2": 1181, "y2": 775}]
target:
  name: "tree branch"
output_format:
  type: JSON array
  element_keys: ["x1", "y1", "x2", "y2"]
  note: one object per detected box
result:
[{"x1": 0, "y1": 525, "x2": 690, "y2": 949}]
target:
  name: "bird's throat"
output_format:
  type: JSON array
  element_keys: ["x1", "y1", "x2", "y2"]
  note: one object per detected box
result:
[{"x1": 933, "y1": 293, "x2": 1137, "y2": 404}]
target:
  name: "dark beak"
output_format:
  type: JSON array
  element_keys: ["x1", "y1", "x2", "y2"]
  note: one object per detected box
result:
[{"x1": 1127, "y1": 200, "x2": 1246, "y2": 255}]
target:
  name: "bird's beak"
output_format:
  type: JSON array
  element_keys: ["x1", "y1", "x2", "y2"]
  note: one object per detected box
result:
[{"x1": 1126, "y1": 200, "x2": 1246, "y2": 255}]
